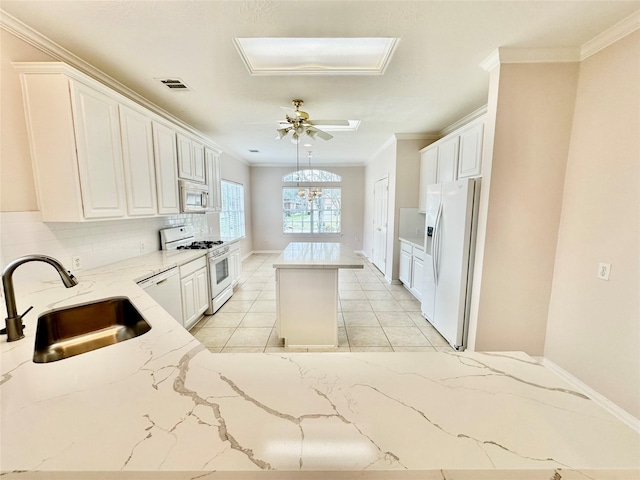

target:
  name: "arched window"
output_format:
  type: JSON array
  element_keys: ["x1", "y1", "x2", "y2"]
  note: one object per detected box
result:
[{"x1": 282, "y1": 169, "x2": 342, "y2": 183}]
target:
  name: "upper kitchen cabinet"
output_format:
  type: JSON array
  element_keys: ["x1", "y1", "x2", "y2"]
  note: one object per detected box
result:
[
  {"x1": 457, "y1": 121, "x2": 484, "y2": 179},
  {"x1": 119, "y1": 104, "x2": 157, "y2": 216},
  {"x1": 418, "y1": 148, "x2": 438, "y2": 213},
  {"x1": 437, "y1": 136, "x2": 460, "y2": 184},
  {"x1": 16, "y1": 63, "x2": 127, "y2": 221},
  {"x1": 152, "y1": 121, "x2": 180, "y2": 215},
  {"x1": 177, "y1": 133, "x2": 206, "y2": 184},
  {"x1": 205, "y1": 147, "x2": 222, "y2": 212}
]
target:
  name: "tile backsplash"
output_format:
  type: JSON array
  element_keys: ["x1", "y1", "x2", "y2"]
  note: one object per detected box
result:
[{"x1": 0, "y1": 211, "x2": 216, "y2": 282}]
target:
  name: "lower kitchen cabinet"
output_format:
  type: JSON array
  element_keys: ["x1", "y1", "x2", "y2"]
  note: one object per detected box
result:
[
  {"x1": 179, "y1": 256, "x2": 209, "y2": 330},
  {"x1": 399, "y1": 240, "x2": 425, "y2": 301},
  {"x1": 229, "y1": 242, "x2": 241, "y2": 288}
]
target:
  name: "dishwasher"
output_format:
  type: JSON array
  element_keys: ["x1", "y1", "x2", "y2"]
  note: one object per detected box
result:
[{"x1": 137, "y1": 267, "x2": 183, "y2": 327}]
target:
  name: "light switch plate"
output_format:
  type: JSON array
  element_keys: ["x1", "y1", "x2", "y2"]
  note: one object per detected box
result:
[{"x1": 597, "y1": 262, "x2": 611, "y2": 281}]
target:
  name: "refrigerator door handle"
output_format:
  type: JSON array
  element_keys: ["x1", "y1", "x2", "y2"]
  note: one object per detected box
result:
[{"x1": 433, "y1": 203, "x2": 443, "y2": 284}]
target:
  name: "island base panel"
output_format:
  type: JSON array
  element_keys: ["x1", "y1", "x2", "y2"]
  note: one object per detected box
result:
[{"x1": 276, "y1": 268, "x2": 338, "y2": 347}]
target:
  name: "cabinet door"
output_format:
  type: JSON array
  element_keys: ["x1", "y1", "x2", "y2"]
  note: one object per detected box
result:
[
  {"x1": 152, "y1": 122, "x2": 180, "y2": 214},
  {"x1": 458, "y1": 122, "x2": 484, "y2": 179},
  {"x1": 437, "y1": 136, "x2": 459, "y2": 184},
  {"x1": 119, "y1": 104, "x2": 157, "y2": 216},
  {"x1": 181, "y1": 273, "x2": 197, "y2": 328},
  {"x1": 71, "y1": 81, "x2": 127, "y2": 218},
  {"x1": 176, "y1": 133, "x2": 194, "y2": 180},
  {"x1": 410, "y1": 256, "x2": 424, "y2": 299},
  {"x1": 399, "y1": 248, "x2": 412, "y2": 285},
  {"x1": 195, "y1": 267, "x2": 210, "y2": 315},
  {"x1": 192, "y1": 141, "x2": 206, "y2": 183},
  {"x1": 419, "y1": 148, "x2": 438, "y2": 213}
]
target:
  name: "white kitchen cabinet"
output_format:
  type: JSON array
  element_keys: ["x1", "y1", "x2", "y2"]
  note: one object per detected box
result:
[
  {"x1": 418, "y1": 147, "x2": 438, "y2": 213},
  {"x1": 180, "y1": 256, "x2": 209, "y2": 330},
  {"x1": 437, "y1": 136, "x2": 460, "y2": 184},
  {"x1": 15, "y1": 64, "x2": 128, "y2": 221},
  {"x1": 119, "y1": 104, "x2": 157, "y2": 216},
  {"x1": 399, "y1": 242, "x2": 412, "y2": 285},
  {"x1": 177, "y1": 133, "x2": 206, "y2": 183},
  {"x1": 205, "y1": 147, "x2": 223, "y2": 212},
  {"x1": 229, "y1": 242, "x2": 242, "y2": 288},
  {"x1": 457, "y1": 122, "x2": 484, "y2": 179},
  {"x1": 398, "y1": 240, "x2": 424, "y2": 301},
  {"x1": 410, "y1": 252, "x2": 425, "y2": 300},
  {"x1": 152, "y1": 121, "x2": 180, "y2": 214}
]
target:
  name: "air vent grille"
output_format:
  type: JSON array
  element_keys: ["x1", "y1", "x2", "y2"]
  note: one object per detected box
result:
[{"x1": 156, "y1": 78, "x2": 191, "y2": 91}]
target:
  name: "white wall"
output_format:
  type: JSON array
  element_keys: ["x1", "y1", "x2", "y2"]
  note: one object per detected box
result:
[
  {"x1": 469, "y1": 62, "x2": 580, "y2": 356},
  {"x1": 250, "y1": 166, "x2": 364, "y2": 252},
  {"x1": 363, "y1": 138, "x2": 396, "y2": 279},
  {"x1": 544, "y1": 31, "x2": 640, "y2": 419}
]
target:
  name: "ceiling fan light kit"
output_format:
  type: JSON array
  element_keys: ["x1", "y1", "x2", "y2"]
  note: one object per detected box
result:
[{"x1": 276, "y1": 99, "x2": 350, "y2": 143}]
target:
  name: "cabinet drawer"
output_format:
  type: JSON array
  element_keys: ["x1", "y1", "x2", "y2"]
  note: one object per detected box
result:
[
  {"x1": 412, "y1": 246, "x2": 425, "y2": 261},
  {"x1": 179, "y1": 255, "x2": 207, "y2": 277},
  {"x1": 400, "y1": 241, "x2": 412, "y2": 254}
]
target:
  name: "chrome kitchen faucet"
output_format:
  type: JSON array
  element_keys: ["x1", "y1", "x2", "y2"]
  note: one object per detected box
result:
[{"x1": 2, "y1": 255, "x2": 78, "y2": 342}]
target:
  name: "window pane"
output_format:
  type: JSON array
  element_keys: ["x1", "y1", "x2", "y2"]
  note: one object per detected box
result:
[
  {"x1": 220, "y1": 180, "x2": 245, "y2": 239},
  {"x1": 282, "y1": 187, "x2": 341, "y2": 234}
]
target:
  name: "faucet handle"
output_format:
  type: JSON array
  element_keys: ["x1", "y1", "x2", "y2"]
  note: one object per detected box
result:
[
  {"x1": 0, "y1": 306, "x2": 32, "y2": 336},
  {"x1": 20, "y1": 305, "x2": 34, "y2": 318}
]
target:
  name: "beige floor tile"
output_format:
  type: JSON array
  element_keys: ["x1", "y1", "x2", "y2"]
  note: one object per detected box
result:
[
  {"x1": 399, "y1": 299, "x2": 421, "y2": 312},
  {"x1": 364, "y1": 290, "x2": 395, "y2": 301},
  {"x1": 342, "y1": 311, "x2": 380, "y2": 326},
  {"x1": 249, "y1": 300, "x2": 276, "y2": 313},
  {"x1": 346, "y1": 326, "x2": 391, "y2": 347},
  {"x1": 340, "y1": 300, "x2": 373, "y2": 312},
  {"x1": 219, "y1": 300, "x2": 254, "y2": 313},
  {"x1": 231, "y1": 290, "x2": 260, "y2": 301},
  {"x1": 237, "y1": 282, "x2": 266, "y2": 291},
  {"x1": 226, "y1": 327, "x2": 272, "y2": 347},
  {"x1": 339, "y1": 290, "x2": 368, "y2": 300},
  {"x1": 339, "y1": 283, "x2": 363, "y2": 291},
  {"x1": 267, "y1": 328, "x2": 284, "y2": 347},
  {"x1": 240, "y1": 312, "x2": 276, "y2": 327},
  {"x1": 202, "y1": 312, "x2": 245, "y2": 328},
  {"x1": 265, "y1": 346, "x2": 308, "y2": 353},
  {"x1": 393, "y1": 346, "x2": 437, "y2": 352},
  {"x1": 375, "y1": 311, "x2": 415, "y2": 327},
  {"x1": 207, "y1": 347, "x2": 223, "y2": 353},
  {"x1": 390, "y1": 289, "x2": 419, "y2": 301},
  {"x1": 256, "y1": 290, "x2": 277, "y2": 301},
  {"x1": 350, "y1": 346, "x2": 394, "y2": 352},
  {"x1": 194, "y1": 328, "x2": 236, "y2": 347},
  {"x1": 369, "y1": 300, "x2": 404, "y2": 312},
  {"x1": 262, "y1": 283, "x2": 276, "y2": 291},
  {"x1": 338, "y1": 327, "x2": 349, "y2": 347},
  {"x1": 407, "y1": 312, "x2": 428, "y2": 325},
  {"x1": 359, "y1": 282, "x2": 388, "y2": 291},
  {"x1": 419, "y1": 325, "x2": 450, "y2": 347},
  {"x1": 221, "y1": 347, "x2": 264, "y2": 353},
  {"x1": 383, "y1": 327, "x2": 431, "y2": 347},
  {"x1": 436, "y1": 346, "x2": 454, "y2": 352}
]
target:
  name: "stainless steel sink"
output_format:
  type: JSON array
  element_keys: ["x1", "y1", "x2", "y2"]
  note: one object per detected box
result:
[{"x1": 33, "y1": 297, "x2": 151, "y2": 363}]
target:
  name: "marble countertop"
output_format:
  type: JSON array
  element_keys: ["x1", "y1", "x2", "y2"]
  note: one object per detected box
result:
[
  {"x1": 273, "y1": 242, "x2": 364, "y2": 269},
  {"x1": 1, "y1": 250, "x2": 639, "y2": 479},
  {"x1": 399, "y1": 236, "x2": 425, "y2": 250}
]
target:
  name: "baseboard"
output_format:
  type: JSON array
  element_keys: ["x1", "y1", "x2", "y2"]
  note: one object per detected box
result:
[
  {"x1": 540, "y1": 357, "x2": 640, "y2": 434},
  {"x1": 249, "y1": 250, "x2": 282, "y2": 255}
]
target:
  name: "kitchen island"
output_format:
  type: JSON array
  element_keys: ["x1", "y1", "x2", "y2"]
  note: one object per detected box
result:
[
  {"x1": 273, "y1": 242, "x2": 364, "y2": 348},
  {"x1": 1, "y1": 251, "x2": 639, "y2": 479}
]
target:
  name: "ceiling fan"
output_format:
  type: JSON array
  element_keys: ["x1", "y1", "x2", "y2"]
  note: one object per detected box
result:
[{"x1": 276, "y1": 99, "x2": 349, "y2": 142}]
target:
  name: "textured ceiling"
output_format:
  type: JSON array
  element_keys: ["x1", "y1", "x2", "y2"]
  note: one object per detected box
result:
[{"x1": 2, "y1": 1, "x2": 638, "y2": 166}]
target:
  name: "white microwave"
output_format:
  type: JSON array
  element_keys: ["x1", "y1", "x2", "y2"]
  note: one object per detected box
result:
[{"x1": 179, "y1": 180, "x2": 208, "y2": 213}]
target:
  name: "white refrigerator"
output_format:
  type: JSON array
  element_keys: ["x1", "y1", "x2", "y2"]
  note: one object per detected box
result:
[{"x1": 421, "y1": 178, "x2": 479, "y2": 350}]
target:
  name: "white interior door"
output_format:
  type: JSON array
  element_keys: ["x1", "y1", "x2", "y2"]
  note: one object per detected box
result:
[{"x1": 372, "y1": 177, "x2": 389, "y2": 274}]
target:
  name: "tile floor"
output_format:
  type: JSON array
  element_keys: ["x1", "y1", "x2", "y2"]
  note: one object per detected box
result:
[{"x1": 192, "y1": 253, "x2": 453, "y2": 353}]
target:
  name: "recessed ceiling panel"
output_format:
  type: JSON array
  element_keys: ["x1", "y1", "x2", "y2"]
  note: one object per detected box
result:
[{"x1": 234, "y1": 37, "x2": 399, "y2": 75}]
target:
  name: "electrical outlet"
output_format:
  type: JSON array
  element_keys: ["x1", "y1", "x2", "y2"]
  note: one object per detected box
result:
[
  {"x1": 597, "y1": 262, "x2": 611, "y2": 281},
  {"x1": 72, "y1": 255, "x2": 82, "y2": 271},
  {"x1": 139, "y1": 241, "x2": 146, "y2": 253}
]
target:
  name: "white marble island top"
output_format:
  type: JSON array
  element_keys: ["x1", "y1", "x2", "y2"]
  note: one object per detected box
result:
[
  {"x1": 1, "y1": 252, "x2": 639, "y2": 479},
  {"x1": 273, "y1": 242, "x2": 364, "y2": 269}
]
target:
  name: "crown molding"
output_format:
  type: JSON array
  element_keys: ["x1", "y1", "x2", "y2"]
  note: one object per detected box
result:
[
  {"x1": 580, "y1": 9, "x2": 640, "y2": 60},
  {"x1": 440, "y1": 105, "x2": 488, "y2": 137},
  {"x1": 394, "y1": 133, "x2": 440, "y2": 141},
  {"x1": 0, "y1": 9, "x2": 224, "y2": 152},
  {"x1": 480, "y1": 47, "x2": 580, "y2": 71},
  {"x1": 479, "y1": 49, "x2": 500, "y2": 72}
]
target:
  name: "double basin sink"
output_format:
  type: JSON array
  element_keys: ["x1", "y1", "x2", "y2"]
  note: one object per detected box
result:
[{"x1": 33, "y1": 297, "x2": 151, "y2": 363}]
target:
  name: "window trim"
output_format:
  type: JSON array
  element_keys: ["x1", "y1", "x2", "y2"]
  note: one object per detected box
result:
[
  {"x1": 282, "y1": 186, "x2": 342, "y2": 235},
  {"x1": 219, "y1": 179, "x2": 246, "y2": 240}
]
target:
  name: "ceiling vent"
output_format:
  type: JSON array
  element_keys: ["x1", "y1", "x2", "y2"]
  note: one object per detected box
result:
[
  {"x1": 156, "y1": 78, "x2": 191, "y2": 91},
  {"x1": 248, "y1": 149, "x2": 259, "y2": 153}
]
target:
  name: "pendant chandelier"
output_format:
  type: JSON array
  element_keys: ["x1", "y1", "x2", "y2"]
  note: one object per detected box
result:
[{"x1": 295, "y1": 141, "x2": 322, "y2": 201}]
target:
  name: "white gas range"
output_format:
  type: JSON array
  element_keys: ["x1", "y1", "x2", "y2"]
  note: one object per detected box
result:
[{"x1": 160, "y1": 226, "x2": 233, "y2": 314}]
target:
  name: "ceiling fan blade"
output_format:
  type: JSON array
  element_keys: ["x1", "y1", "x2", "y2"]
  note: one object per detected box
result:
[{"x1": 307, "y1": 126, "x2": 333, "y2": 141}]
